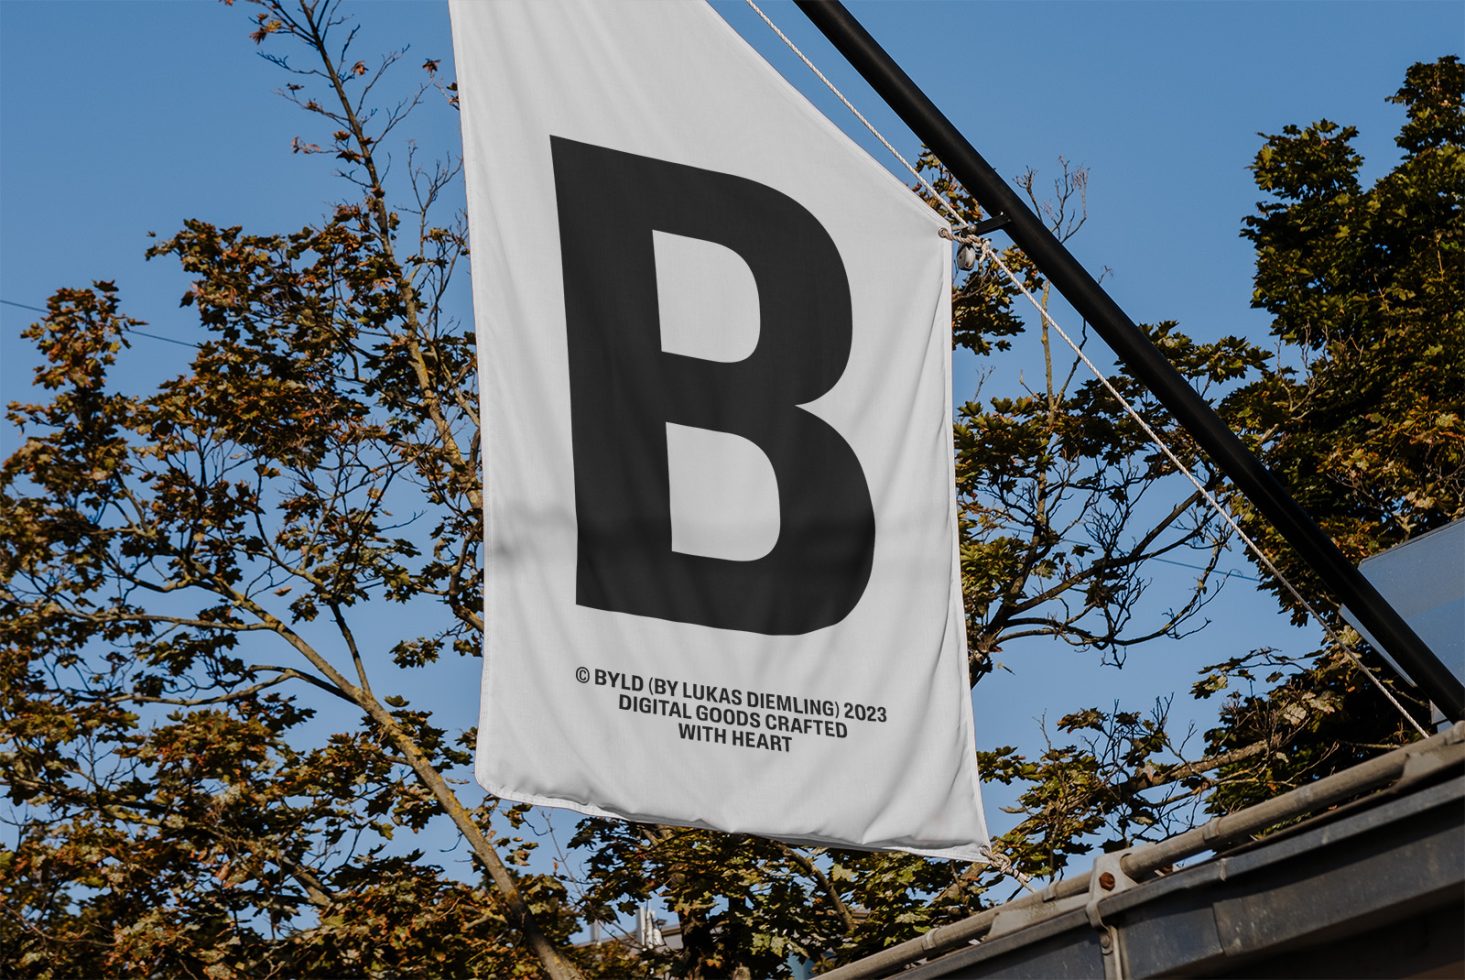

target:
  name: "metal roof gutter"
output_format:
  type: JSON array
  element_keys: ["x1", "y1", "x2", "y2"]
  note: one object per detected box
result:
[{"x1": 823, "y1": 722, "x2": 1465, "y2": 979}]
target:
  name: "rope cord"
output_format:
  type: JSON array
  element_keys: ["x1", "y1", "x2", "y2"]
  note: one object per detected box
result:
[
  {"x1": 980, "y1": 243, "x2": 1427, "y2": 739},
  {"x1": 741, "y1": 0, "x2": 968, "y2": 230},
  {"x1": 743, "y1": 1, "x2": 1426, "y2": 739},
  {"x1": 978, "y1": 843, "x2": 1037, "y2": 894}
]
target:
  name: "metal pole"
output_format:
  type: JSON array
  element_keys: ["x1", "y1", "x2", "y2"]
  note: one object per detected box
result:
[{"x1": 793, "y1": 0, "x2": 1464, "y2": 722}]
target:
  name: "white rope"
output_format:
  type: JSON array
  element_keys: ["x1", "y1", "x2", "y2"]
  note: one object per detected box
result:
[
  {"x1": 742, "y1": 0, "x2": 968, "y2": 230},
  {"x1": 743, "y1": 0, "x2": 1428, "y2": 739},
  {"x1": 978, "y1": 843, "x2": 1037, "y2": 894},
  {"x1": 980, "y1": 241, "x2": 1428, "y2": 739}
]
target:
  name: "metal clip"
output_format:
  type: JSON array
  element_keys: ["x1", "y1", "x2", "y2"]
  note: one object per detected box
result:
[{"x1": 1084, "y1": 851, "x2": 1139, "y2": 978}]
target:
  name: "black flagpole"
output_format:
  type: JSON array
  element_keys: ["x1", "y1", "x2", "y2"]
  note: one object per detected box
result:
[{"x1": 793, "y1": 0, "x2": 1464, "y2": 722}]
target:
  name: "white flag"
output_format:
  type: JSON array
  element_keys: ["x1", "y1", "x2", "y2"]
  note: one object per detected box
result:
[{"x1": 450, "y1": 0, "x2": 988, "y2": 858}]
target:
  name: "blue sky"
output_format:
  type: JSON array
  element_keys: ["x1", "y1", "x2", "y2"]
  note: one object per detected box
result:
[
  {"x1": 2, "y1": 0, "x2": 1461, "y2": 900},
  {"x1": 5, "y1": 0, "x2": 1460, "y2": 371}
]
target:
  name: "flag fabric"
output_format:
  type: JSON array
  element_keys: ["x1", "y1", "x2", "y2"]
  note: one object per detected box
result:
[{"x1": 450, "y1": 0, "x2": 988, "y2": 859}]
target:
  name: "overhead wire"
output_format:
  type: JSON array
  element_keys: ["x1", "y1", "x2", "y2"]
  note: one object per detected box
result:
[{"x1": 1, "y1": 297, "x2": 199, "y2": 349}]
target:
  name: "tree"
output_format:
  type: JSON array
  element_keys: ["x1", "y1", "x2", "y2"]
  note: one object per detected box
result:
[
  {"x1": 1195, "y1": 55, "x2": 1462, "y2": 810},
  {"x1": 965, "y1": 56, "x2": 1462, "y2": 879},
  {"x1": 1, "y1": 0, "x2": 1455, "y2": 973},
  {"x1": 1, "y1": 2, "x2": 588, "y2": 975}
]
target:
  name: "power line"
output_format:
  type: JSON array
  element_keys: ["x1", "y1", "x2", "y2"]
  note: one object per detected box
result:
[
  {"x1": 0, "y1": 299, "x2": 46, "y2": 313},
  {"x1": 1054, "y1": 536, "x2": 1260, "y2": 584},
  {"x1": 2, "y1": 297, "x2": 199, "y2": 349}
]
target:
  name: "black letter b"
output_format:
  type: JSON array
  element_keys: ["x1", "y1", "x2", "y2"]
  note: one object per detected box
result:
[{"x1": 551, "y1": 137, "x2": 874, "y2": 635}]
